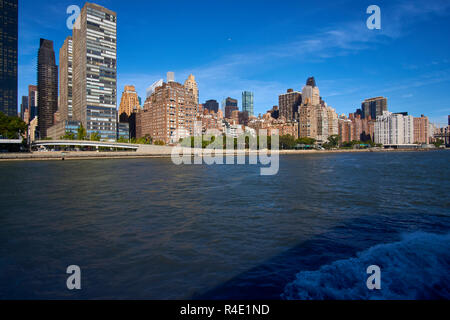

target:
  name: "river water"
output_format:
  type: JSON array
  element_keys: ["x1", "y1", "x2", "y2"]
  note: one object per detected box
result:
[{"x1": 0, "y1": 151, "x2": 449, "y2": 299}]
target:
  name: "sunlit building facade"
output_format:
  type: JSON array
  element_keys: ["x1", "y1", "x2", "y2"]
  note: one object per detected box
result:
[
  {"x1": 119, "y1": 85, "x2": 140, "y2": 117},
  {"x1": 138, "y1": 77, "x2": 197, "y2": 144}
]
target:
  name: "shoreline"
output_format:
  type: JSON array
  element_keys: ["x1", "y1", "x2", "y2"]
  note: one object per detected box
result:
[{"x1": 0, "y1": 147, "x2": 446, "y2": 162}]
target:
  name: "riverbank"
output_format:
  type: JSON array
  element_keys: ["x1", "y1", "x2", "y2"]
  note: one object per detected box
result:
[{"x1": 0, "y1": 147, "x2": 445, "y2": 162}]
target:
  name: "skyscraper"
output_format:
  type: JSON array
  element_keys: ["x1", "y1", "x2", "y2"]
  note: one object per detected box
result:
[
  {"x1": 279, "y1": 89, "x2": 302, "y2": 121},
  {"x1": 37, "y1": 39, "x2": 58, "y2": 138},
  {"x1": 59, "y1": 36, "x2": 73, "y2": 121},
  {"x1": 0, "y1": 0, "x2": 18, "y2": 116},
  {"x1": 119, "y1": 85, "x2": 140, "y2": 117},
  {"x1": 20, "y1": 96, "x2": 28, "y2": 121},
  {"x1": 361, "y1": 97, "x2": 388, "y2": 120},
  {"x1": 302, "y1": 77, "x2": 320, "y2": 106},
  {"x1": 28, "y1": 85, "x2": 38, "y2": 122},
  {"x1": 242, "y1": 91, "x2": 254, "y2": 117},
  {"x1": 184, "y1": 74, "x2": 199, "y2": 105},
  {"x1": 224, "y1": 97, "x2": 239, "y2": 119},
  {"x1": 72, "y1": 3, "x2": 117, "y2": 141}
]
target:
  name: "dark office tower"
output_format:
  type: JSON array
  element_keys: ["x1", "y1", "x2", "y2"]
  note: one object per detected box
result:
[
  {"x1": 0, "y1": 0, "x2": 18, "y2": 116},
  {"x1": 361, "y1": 97, "x2": 387, "y2": 120},
  {"x1": 20, "y1": 96, "x2": 28, "y2": 120},
  {"x1": 224, "y1": 97, "x2": 238, "y2": 119},
  {"x1": 204, "y1": 100, "x2": 219, "y2": 113},
  {"x1": 37, "y1": 39, "x2": 58, "y2": 139},
  {"x1": 279, "y1": 89, "x2": 302, "y2": 121}
]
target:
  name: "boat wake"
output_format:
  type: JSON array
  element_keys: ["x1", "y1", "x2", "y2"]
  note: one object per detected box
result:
[{"x1": 282, "y1": 232, "x2": 450, "y2": 300}]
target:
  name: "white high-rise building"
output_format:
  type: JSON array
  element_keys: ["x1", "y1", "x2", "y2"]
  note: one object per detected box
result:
[{"x1": 375, "y1": 111, "x2": 414, "y2": 145}]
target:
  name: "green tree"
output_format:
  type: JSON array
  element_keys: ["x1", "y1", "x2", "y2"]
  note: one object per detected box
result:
[
  {"x1": 434, "y1": 139, "x2": 444, "y2": 148},
  {"x1": 279, "y1": 134, "x2": 296, "y2": 150},
  {"x1": 296, "y1": 137, "x2": 316, "y2": 146},
  {"x1": 326, "y1": 135, "x2": 340, "y2": 149},
  {"x1": 0, "y1": 112, "x2": 27, "y2": 139},
  {"x1": 117, "y1": 137, "x2": 129, "y2": 143},
  {"x1": 90, "y1": 132, "x2": 101, "y2": 141},
  {"x1": 77, "y1": 124, "x2": 87, "y2": 140},
  {"x1": 61, "y1": 131, "x2": 76, "y2": 140},
  {"x1": 154, "y1": 140, "x2": 165, "y2": 146}
]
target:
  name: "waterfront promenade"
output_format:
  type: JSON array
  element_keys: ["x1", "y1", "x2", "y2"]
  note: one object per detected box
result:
[{"x1": 0, "y1": 146, "x2": 444, "y2": 161}]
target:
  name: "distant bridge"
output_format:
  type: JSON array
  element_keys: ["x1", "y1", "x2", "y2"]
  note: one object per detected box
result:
[
  {"x1": 33, "y1": 140, "x2": 139, "y2": 151},
  {"x1": 434, "y1": 132, "x2": 450, "y2": 146}
]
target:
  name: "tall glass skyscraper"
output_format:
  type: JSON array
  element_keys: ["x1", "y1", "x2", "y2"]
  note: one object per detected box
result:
[
  {"x1": 73, "y1": 3, "x2": 117, "y2": 141},
  {"x1": 37, "y1": 39, "x2": 58, "y2": 139},
  {"x1": 0, "y1": 0, "x2": 18, "y2": 117},
  {"x1": 242, "y1": 91, "x2": 254, "y2": 117}
]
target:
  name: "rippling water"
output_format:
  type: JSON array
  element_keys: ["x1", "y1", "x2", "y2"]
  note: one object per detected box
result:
[{"x1": 0, "y1": 151, "x2": 449, "y2": 299}]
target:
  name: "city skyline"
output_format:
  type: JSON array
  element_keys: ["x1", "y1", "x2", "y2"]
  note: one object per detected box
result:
[{"x1": 16, "y1": 0, "x2": 450, "y2": 126}]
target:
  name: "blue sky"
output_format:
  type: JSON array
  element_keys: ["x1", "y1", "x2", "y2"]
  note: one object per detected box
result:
[{"x1": 18, "y1": 0, "x2": 450, "y2": 125}]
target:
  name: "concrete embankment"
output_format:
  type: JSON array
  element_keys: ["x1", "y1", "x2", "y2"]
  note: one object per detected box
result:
[{"x1": 0, "y1": 146, "x2": 443, "y2": 162}]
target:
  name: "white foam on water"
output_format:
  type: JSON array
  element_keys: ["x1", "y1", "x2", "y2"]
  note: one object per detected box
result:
[{"x1": 282, "y1": 232, "x2": 450, "y2": 300}]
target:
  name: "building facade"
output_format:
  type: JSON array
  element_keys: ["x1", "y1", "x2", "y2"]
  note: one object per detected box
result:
[
  {"x1": 302, "y1": 77, "x2": 320, "y2": 106},
  {"x1": 203, "y1": 100, "x2": 219, "y2": 113},
  {"x1": 119, "y1": 85, "x2": 140, "y2": 117},
  {"x1": 224, "y1": 97, "x2": 239, "y2": 119},
  {"x1": 327, "y1": 107, "x2": 339, "y2": 137},
  {"x1": 138, "y1": 79, "x2": 197, "y2": 144},
  {"x1": 28, "y1": 85, "x2": 38, "y2": 123},
  {"x1": 413, "y1": 115, "x2": 430, "y2": 144},
  {"x1": 361, "y1": 97, "x2": 388, "y2": 120},
  {"x1": 59, "y1": 36, "x2": 73, "y2": 121},
  {"x1": 20, "y1": 96, "x2": 28, "y2": 121},
  {"x1": 338, "y1": 116, "x2": 354, "y2": 143},
  {"x1": 47, "y1": 120, "x2": 81, "y2": 140},
  {"x1": 375, "y1": 111, "x2": 414, "y2": 145},
  {"x1": 184, "y1": 74, "x2": 199, "y2": 105},
  {"x1": 242, "y1": 91, "x2": 254, "y2": 117},
  {"x1": 37, "y1": 39, "x2": 58, "y2": 138},
  {"x1": 72, "y1": 3, "x2": 117, "y2": 141},
  {"x1": 0, "y1": 0, "x2": 18, "y2": 117},
  {"x1": 279, "y1": 89, "x2": 301, "y2": 121},
  {"x1": 299, "y1": 104, "x2": 317, "y2": 139}
]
